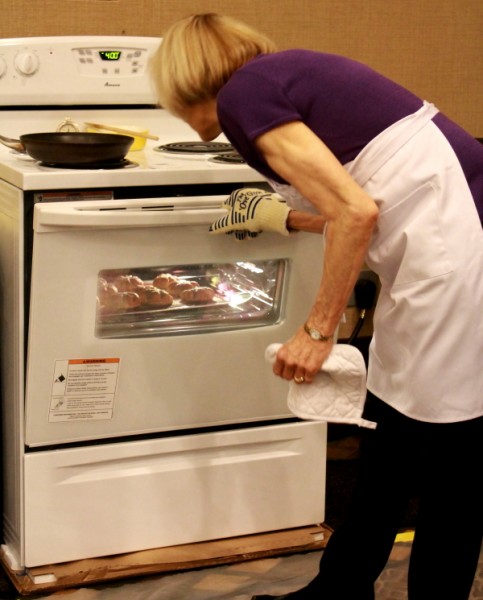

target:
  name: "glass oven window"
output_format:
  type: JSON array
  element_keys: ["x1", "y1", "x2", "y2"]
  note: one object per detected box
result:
[{"x1": 95, "y1": 259, "x2": 286, "y2": 338}]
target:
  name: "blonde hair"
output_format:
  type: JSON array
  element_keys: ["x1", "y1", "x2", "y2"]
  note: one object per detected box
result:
[{"x1": 150, "y1": 13, "x2": 277, "y2": 115}]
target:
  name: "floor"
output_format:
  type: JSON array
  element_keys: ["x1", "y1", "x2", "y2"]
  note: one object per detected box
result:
[
  {"x1": 1, "y1": 535, "x2": 482, "y2": 599},
  {"x1": 0, "y1": 432, "x2": 481, "y2": 599}
]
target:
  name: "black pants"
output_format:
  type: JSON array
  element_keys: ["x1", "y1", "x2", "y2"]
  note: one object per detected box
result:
[{"x1": 308, "y1": 394, "x2": 483, "y2": 599}]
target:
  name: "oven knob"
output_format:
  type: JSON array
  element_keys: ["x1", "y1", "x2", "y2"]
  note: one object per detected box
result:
[
  {"x1": 14, "y1": 51, "x2": 40, "y2": 76},
  {"x1": 0, "y1": 57, "x2": 6, "y2": 78}
]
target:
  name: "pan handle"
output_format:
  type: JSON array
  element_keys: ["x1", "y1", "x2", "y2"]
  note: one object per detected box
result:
[
  {"x1": 33, "y1": 196, "x2": 228, "y2": 231},
  {"x1": 0, "y1": 134, "x2": 26, "y2": 153}
]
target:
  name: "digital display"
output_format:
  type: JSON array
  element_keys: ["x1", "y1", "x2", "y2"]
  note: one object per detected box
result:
[{"x1": 99, "y1": 51, "x2": 122, "y2": 61}]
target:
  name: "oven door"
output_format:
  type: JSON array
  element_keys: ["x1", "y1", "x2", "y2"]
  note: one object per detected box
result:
[{"x1": 25, "y1": 196, "x2": 324, "y2": 446}]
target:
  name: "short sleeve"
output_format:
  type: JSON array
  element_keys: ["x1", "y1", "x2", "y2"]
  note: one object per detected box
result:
[{"x1": 217, "y1": 69, "x2": 302, "y2": 181}]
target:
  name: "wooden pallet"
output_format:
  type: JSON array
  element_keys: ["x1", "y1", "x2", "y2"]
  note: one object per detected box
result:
[{"x1": 1, "y1": 524, "x2": 332, "y2": 596}]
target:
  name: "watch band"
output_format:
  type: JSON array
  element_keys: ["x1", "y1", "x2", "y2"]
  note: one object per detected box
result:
[{"x1": 303, "y1": 322, "x2": 333, "y2": 342}]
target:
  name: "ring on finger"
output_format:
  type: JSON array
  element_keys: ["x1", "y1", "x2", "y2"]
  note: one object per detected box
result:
[{"x1": 294, "y1": 375, "x2": 305, "y2": 384}]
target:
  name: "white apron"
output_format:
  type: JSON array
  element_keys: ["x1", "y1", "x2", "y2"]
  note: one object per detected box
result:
[
  {"x1": 272, "y1": 102, "x2": 483, "y2": 423},
  {"x1": 345, "y1": 102, "x2": 483, "y2": 422}
]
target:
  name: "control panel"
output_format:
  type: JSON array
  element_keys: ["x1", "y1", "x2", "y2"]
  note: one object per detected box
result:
[
  {"x1": 73, "y1": 46, "x2": 149, "y2": 77},
  {"x1": 0, "y1": 36, "x2": 162, "y2": 106}
]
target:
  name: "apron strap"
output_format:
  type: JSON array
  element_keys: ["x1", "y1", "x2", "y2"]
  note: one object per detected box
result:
[{"x1": 346, "y1": 101, "x2": 439, "y2": 187}]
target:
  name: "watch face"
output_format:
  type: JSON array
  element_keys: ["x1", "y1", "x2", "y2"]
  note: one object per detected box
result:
[{"x1": 304, "y1": 322, "x2": 331, "y2": 342}]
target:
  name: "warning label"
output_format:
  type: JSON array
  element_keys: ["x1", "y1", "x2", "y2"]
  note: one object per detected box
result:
[{"x1": 49, "y1": 358, "x2": 120, "y2": 422}]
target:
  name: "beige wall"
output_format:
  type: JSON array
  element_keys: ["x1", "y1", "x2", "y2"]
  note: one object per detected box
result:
[{"x1": 2, "y1": 0, "x2": 482, "y2": 134}]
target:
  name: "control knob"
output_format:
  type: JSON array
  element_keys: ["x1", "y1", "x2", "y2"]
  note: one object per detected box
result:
[
  {"x1": 0, "y1": 57, "x2": 6, "y2": 78},
  {"x1": 14, "y1": 51, "x2": 40, "y2": 76}
]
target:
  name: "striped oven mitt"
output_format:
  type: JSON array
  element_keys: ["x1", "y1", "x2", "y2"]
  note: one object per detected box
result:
[{"x1": 209, "y1": 188, "x2": 291, "y2": 240}]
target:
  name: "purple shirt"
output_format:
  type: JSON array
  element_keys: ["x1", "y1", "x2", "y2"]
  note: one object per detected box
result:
[{"x1": 217, "y1": 49, "x2": 483, "y2": 222}]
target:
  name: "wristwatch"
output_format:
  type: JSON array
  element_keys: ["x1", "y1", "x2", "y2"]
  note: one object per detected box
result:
[{"x1": 304, "y1": 322, "x2": 333, "y2": 342}]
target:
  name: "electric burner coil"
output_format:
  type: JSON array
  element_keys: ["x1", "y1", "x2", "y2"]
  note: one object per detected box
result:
[
  {"x1": 209, "y1": 152, "x2": 246, "y2": 164},
  {"x1": 40, "y1": 159, "x2": 138, "y2": 170},
  {"x1": 154, "y1": 141, "x2": 234, "y2": 154}
]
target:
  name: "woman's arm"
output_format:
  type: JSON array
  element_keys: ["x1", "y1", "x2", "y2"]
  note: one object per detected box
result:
[
  {"x1": 286, "y1": 210, "x2": 326, "y2": 234},
  {"x1": 255, "y1": 121, "x2": 379, "y2": 382}
]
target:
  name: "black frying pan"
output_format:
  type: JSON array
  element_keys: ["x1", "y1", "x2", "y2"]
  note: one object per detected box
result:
[{"x1": 0, "y1": 132, "x2": 134, "y2": 166}]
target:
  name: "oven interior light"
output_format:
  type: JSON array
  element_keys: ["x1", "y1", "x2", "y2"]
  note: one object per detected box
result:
[
  {"x1": 228, "y1": 292, "x2": 253, "y2": 307},
  {"x1": 236, "y1": 261, "x2": 264, "y2": 274}
]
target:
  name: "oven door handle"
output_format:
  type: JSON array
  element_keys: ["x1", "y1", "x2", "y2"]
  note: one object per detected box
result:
[{"x1": 33, "y1": 197, "x2": 228, "y2": 231}]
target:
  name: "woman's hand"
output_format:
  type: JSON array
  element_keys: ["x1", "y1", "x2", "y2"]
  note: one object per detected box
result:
[{"x1": 273, "y1": 326, "x2": 334, "y2": 384}]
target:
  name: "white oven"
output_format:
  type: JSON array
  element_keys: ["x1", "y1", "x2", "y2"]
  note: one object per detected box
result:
[{"x1": 0, "y1": 37, "x2": 327, "y2": 570}]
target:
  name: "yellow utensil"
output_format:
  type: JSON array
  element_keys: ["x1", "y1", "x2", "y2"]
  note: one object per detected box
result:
[{"x1": 85, "y1": 122, "x2": 159, "y2": 141}]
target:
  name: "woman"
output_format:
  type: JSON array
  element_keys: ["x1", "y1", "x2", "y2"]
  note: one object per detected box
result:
[{"x1": 151, "y1": 13, "x2": 483, "y2": 600}]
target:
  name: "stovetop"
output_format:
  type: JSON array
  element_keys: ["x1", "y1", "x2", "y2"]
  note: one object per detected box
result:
[{"x1": 0, "y1": 108, "x2": 264, "y2": 191}]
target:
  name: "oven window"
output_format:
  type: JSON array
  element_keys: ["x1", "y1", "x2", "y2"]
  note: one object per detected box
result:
[{"x1": 95, "y1": 260, "x2": 286, "y2": 338}]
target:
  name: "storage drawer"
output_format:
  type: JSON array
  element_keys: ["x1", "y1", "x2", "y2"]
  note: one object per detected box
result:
[{"x1": 22, "y1": 421, "x2": 327, "y2": 566}]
